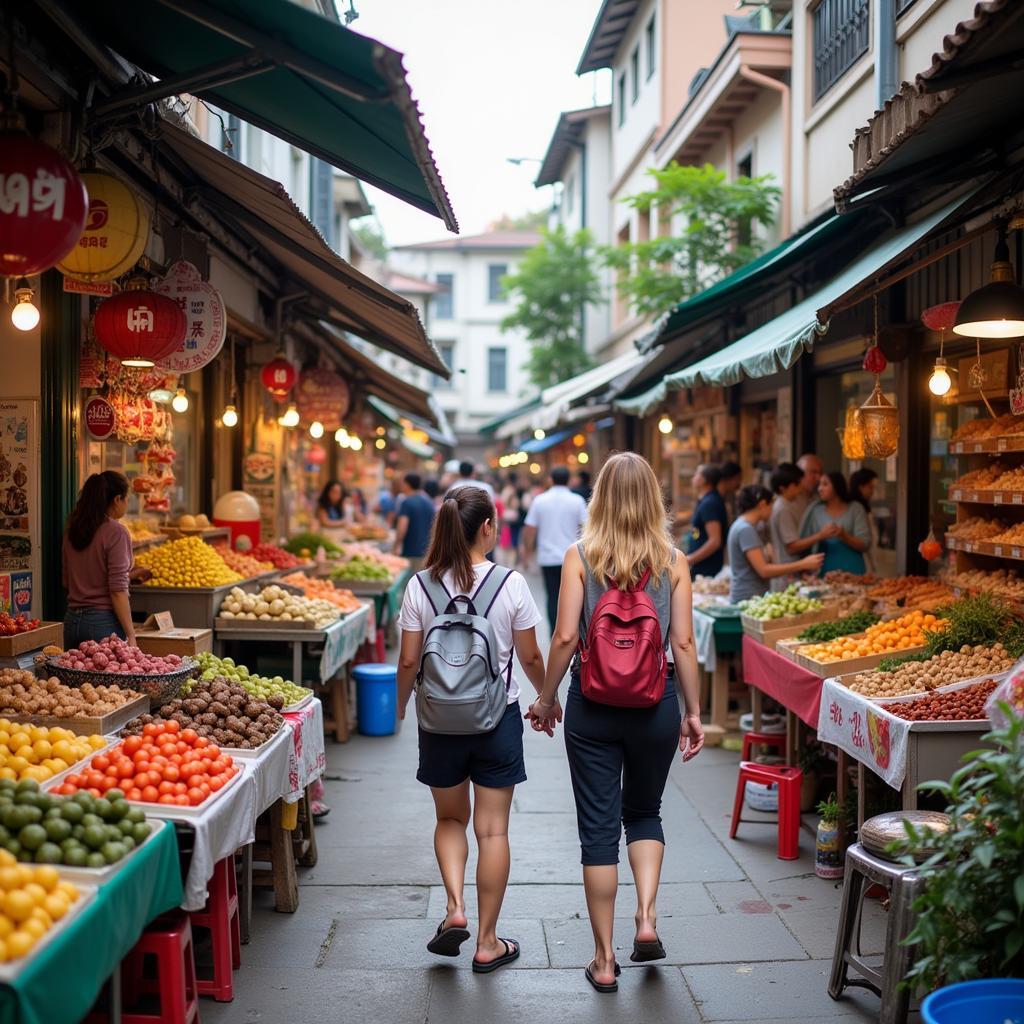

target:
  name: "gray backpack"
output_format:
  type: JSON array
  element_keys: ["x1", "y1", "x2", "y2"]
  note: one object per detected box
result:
[{"x1": 415, "y1": 565, "x2": 515, "y2": 735}]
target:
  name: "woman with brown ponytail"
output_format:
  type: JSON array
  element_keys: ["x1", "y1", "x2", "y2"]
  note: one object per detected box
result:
[{"x1": 397, "y1": 486, "x2": 546, "y2": 973}]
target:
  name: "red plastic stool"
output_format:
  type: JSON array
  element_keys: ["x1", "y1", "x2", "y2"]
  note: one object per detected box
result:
[
  {"x1": 189, "y1": 855, "x2": 241, "y2": 1001},
  {"x1": 729, "y1": 762, "x2": 802, "y2": 860},
  {"x1": 119, "y1": 911, "x2": 199, "y2": 1024},
  {"x1": 741, "y1": 730, "x2": 786, "y2": 761}
]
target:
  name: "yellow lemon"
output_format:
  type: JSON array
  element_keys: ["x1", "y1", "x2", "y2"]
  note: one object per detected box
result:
[
  {"x1": 31, "y1": 740, "x2": 52, "y2": 760},
  {"x1": 0, "y1": 768, "x2": 16, "y2": 782},
  {"x1": 32, "y1": 867, "x2": 58, "y2": 893},
  {"x1": 4, "y1": 891, "x2": 34, "y2": 922},
  {"x1": 22, "y1": 883, "x2": 46, "y2": 905},
  {"x1": 51, "y1": 740, "x2": 73, "y2": 762},
  {"x1": 7, "y1": 930, "x2": 35, "y2": 960},
  {"x1": 8, "y1": 734, "x2": 28, "y2": 752},
  {"x1": 43, "y1": 893, "x2": 68, "y2": 921},
  {"x1": 88, "y1": 735, "x2": 106, "y2": 750},
  {"x1": 29, "y1": 907, "x2": 51, "y2": 930},
  {"x1": 20, "y1": 918, "x2": 46, "y2": 941},
  {"x1": 0, "y1": 869, "x2": 20, "y2": 892},
  {"x1": 57, "y1": 881, "x2": 78, "y2": 901},
  {"x1": 0, "y1": 915, "x2": 13, "y2": 939}
]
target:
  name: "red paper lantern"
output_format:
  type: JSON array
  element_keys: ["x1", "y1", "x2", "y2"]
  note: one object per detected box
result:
[
  {"x1": 94, "y1": 279, "x2": 187, "y2": 368},
  {"x1": 863, "y1": 346, "x2": 887, "y2": 375},
  {"x1": 0, "y1": 128, "x2": 89, "y2": 276},
  {"x1": 261, "y1": 353, "x2": 298, "y2": 401}
]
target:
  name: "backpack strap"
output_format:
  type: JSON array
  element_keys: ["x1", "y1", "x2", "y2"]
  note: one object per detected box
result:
[
  {"x1": 471, "y1": 564, "x2": 514, "y2": 618},
  {"x1": 415, "y1": 570, "x2": 451, "y2": 619}
]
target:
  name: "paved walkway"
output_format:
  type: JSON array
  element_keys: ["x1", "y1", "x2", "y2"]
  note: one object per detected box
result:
[{"x1": 206, "y1": 572, "x2": 906, "y2": 1024}]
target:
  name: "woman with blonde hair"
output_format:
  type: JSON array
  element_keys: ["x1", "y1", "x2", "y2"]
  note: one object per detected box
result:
[{"x1": 527, "y1": 452, "x2": 704, "y2": 993}]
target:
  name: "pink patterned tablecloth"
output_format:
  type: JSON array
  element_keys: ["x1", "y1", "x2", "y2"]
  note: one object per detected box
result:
[{"x1": 283, "y1": 697, "x2": 327, "y2": 803}]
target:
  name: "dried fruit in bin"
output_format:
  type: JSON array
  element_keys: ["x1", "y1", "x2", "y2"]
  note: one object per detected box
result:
[
  {"x1": 885, "y1": 678, "x2": 998, "y2": 721},
  {"x1": 0, "y1": 669, "x2": 141, "y2": 716}
]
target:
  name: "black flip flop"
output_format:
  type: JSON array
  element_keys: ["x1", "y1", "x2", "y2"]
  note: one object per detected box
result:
[
  {"x1": 426, "y1": 919, "x2": 470, "y2": 957},
  {"x1": 472, "y1": 937, "x2": 520, "y2": 974},
  {"x1": 585, "y1": 960, "x2": 619, "y2": 993},
  {"x1": 630, "y1": 936, "x2": 667, "y2": 962}
]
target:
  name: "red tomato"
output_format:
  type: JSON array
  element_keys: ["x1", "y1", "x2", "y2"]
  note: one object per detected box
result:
[
  {"x1": 146, "y1": 770, "x2": 163, "y2": 788},
  {"x1": 186, "y1": 787, "x2": 205, "y2": 805},
  {"x1": 141, "y1": 786, "x2": 159, "y2": 803},
  {"x1": 158, "y1": 781, "x2": 174, "y2": 796},
  {"x1": 164, "y1": 720, "x2": 180, "y2": 735},
  {"x1": 198, "y1": 782, "x2": 211, "y2": 798},
  {"x1": 209, "y1": 777, "x2": 225, "y2": 791},
  {"x1": 169, "y1": 754, "x2": 184, "y2": 767},
  {"x1": 193, "y1": 736, "x2": 209, "y2": 749},
  {"x1": 163, "y1": 765, "x2": 179, "y2": 783},
  {"x1": 116, "y1": 761, "x2": 135, "y2": 779},
  {"x1": 132, "y1": 750, "x2": 149, "y2": 765},
  {"x1": 143, "y1": 723, "x2": 159, "y2": 737},
  {"x1": 209, "y1": 759, "x2": 227, "y2": 776},
  {"x1": 57, "y1": 783, "x2": 76, "y2": 795},
  {"x1": 101, "y1": 776, "x2": 118, "y2": 792},
  {"x1": 87, "y1": 788, "x2": 102, "y2": 798},
  {"x1": 123, "y1": 736, "x2": 143, "y2": 756},
  {"x1": 181, "y1": 729, "x2": 198, "y2": 744},
  {"x1": 86, "y1": 770, "x2": 105, "y2": 789},
  {"x1": 92, "y1": 755, "x2": 111, "y2": 773},
  {"x1": 173, "y1": 782, "x2": 187, "y2": 795},
  {"x1": 150, "y1": 756, "x2": 168, "y2": 769},
  {"x1": 158, "y1": 794, "x2": 176, "y2": 805},
  {"x1": 206, "y1": 745, "x2": 221, "y2": 759},
  {"x1": 132, "y1": 773, "x2": 148, "y2": 790},
  {"x1": 175, "y1": 741, "x2": 188, "y2": 755},
  {"x1": 127, "y1": 788, "x2": 142, "y2": 801}
]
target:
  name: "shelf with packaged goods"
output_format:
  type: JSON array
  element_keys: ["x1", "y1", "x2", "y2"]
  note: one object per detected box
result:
[
  {"x1": 947, "y1": 488, "x2": 1024, "y2": 505},
  {"x1": 945, "y1": 536, "x2": 1024, "y2": 561},
  {"x1": 947, "y1": 437, "x2": 1024, "y2": 455}
]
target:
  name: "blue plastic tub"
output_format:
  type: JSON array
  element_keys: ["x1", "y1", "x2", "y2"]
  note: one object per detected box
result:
[
  {"x1": 923, "y1": 979, "x2": 1024, "y2": 1024},
  {"x1": 353, "y1": 663, "x2": 398, "y2": 736}
]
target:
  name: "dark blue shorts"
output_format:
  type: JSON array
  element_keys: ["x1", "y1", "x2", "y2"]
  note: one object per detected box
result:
[{"x1": 417, "y1": 702, "x2": 527, "y2": 790}]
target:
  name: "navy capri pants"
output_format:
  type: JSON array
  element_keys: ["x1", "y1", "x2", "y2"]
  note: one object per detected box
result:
[{"x1": 564, "y1": 672, "x2": 681, "y2": 866}]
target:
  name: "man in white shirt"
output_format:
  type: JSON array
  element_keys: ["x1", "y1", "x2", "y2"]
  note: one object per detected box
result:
[
  {"x1": 447, "y1": 461, "x2": 495, "y2": 500},
  {"x1": 522, "y1": 466, "x2": 587, "y2": 630}
]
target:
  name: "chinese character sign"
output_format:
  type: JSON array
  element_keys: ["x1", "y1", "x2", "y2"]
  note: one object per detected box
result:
[{"x1": 154, "y1": 261, "x2": 227, "y2": 374}]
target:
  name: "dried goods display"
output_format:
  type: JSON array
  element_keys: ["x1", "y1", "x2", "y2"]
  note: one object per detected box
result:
[
  {"x1": 950, "y1": 463, "x2": 1008, "y2": 490},
  {"x1": 0, "y1": 615, "x2": 41, "y2": 636},
  {"x1": 0, "y1": 671, "x2": 140, "y2": 717},
  {"x1": 796, "y1": 611, "x2": 880, "y2": 643},
  {"x1": 988, "y1": 466, "x2": 1024, "y2": 491},
  {"x1": 845, "y1": 644, "x2": 1012, "y2": 698},
  {"x1": 0, "y1": 844, "x2": 81, "y2": 961},
  {"x1": 946, "y1": 516, "x2": 1008, "y2": 540},
  {"x1": 54, "y1": 638, "x2": 186, "y2": 676},
  {"x1": 55, "y1": 720, "x2": 239, "y2": 807},
  {"x1": 210, "y1": 544, "x2": 274, "y2": 578},
  {"x1": 823, "y1": 571, "x2": 879, "y2": 587},
  {"x1": 123, "y1": 678, "x2": 284, "y2": 749},
  {"x1": 798, "y1": 611, "x2": 946, "y2": 664},
  {"x1": 740, "y1": 585, "x2": 822, "y2": 620},
  {"x1": 867, "y1": 576, "x2": 954, "y2": 611},
  {"x1": 951, "y1": 568, "x2": 1024, "y2": 601},
  {"x1": 691, "y1": 575, "x2": 730, "y2": 595},
  {"x1": 0, "y1": 722, "x2": 106, "y2": 783},
  {"x1": 278, "y1": 573, "x2": 362, "y2": 612},
  {"x1": 885, "y1": 678, "x2": 998, "y2": 721},
  {"x1": 250, "y1": 543, "x2": 310, "y2": 571},
  {"x1": 193, "y1": 652, "x2": 312, "y2": 706},
  {"x1": 329, "y1": 558, "x2": 392, "y2": 584},
  {"x1": 0, "y1": 779, "x2": 151, "y2": 867},
  {"x1": 123, "y1": 519, "x2": 160, "y2": 544},
  {"x1": 988, "y1": 522, "x2": 1024, "y2": 545},
  {"x1": 217, "y1": 584, "x2": 340, "y2": 627},
  {"x1": 950, "y1": 414, "x2": 1024, "y2": 442},
  {"x1": 134, "y1": 537, "x2": 242, "y2": 588}
]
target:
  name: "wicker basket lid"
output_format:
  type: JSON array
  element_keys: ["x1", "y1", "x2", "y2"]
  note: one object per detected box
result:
[{"x1": 861, "y1": 811, "x2": 951, "y2": 862}]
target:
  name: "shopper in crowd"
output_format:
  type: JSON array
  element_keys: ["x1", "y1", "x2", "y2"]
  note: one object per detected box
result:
[
  {"x1": 376, "y1": 479, "x2": 400, "y2": 527},
  {"x1": 394, "y1": 472, "x2": 436, "y2": 573},
  {"x1": 499, "y1": 472, "x2": 524, "y2": 567},
  {"x1": 62, "y1": 470, "x2": 137, "y2": 648},
  {"x1": 800, "y1": 471, "x2": 871, "y2": 575},
  {"x1": 685, "y1": 464, "x2": 727, "y2": 579},
  {"x1": 768, "y1": 463, "x2": 839, "y2": 591},
  {"x1": 346, "y1": 487, "x2": 368, "y2": 523},
  {"x1": 316, "y1": 479, "x2": 346, "y2": 527},
  {"x1": 717, "y1": 461, "x2": 742, "y2": 521},
  {"x1": 448, "y1": 460, "x2": 495, "y2": 500},
  {"x1": 424, "y1": 477, "x2": 442, "y2": 510},
  {"x1": 849, "y1": 467, "x2": 880, "y2": 573},
  {"x1": 522, "y1": 466, "x2": 588, "y2": 631},
  {"x1": 397, "y1": 486, "x2": 545, "y2": 973},
  {"x1": 572, "y1": 470, "x2": 593, "y2": 504},
  {"x1": 527, "y1": 452, "x2": 704, "y2": 994},
  {"x1": 794, "y1": 453, "x2": 824, "y2": 521},
  {"x1": 728, "y1": 485, "x2": 825, "y2": 603}
]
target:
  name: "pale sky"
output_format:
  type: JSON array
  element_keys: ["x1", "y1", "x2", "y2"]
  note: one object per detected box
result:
[{"x1": 349, "y1": 0, "x2": 612, "y2": 245}]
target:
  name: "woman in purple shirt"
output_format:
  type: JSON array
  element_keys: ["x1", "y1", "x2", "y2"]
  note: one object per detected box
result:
[{"x1": 62, "y1": 471, "x2": 136, "y2": 648}]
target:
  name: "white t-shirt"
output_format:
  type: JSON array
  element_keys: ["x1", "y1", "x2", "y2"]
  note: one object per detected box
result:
[
  {"x1": 447, "y1": 478, "x2": 495, "y2": 500},
  {"x1": 397, "y1": 563, "x2": 542, "y2": 703},
  {"x1": 524, "y1": 486, "x2": 588, "y2": 567}
]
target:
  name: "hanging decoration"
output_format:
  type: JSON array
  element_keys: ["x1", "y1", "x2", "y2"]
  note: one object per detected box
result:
[
  {"x1": 917, "y1": 529, "x2": 942, "y2": 562},
  {"x1": 0, "y1": 118, "x2": 89, "y2": 277},
  {"x1": 260, "y1": 353, "x2": 298, "y2": 401},
  {"x1": 1009, "y1": 343, "x2": 1024, "y2": 416},
  {"x1": 93, "y1": 277, "x2": 187, "y2": 367},
  {"x1": 295, "y1": 367, "x2": 350, "y2": 431},
  {"x1": 55, "y1": 169, "x2": 149, "y2": 282},
  {"x1": 153, "y1": 261, "x2": 227, "y2": 374},
  {"x1": 837, "y1": 405, "x2": 866, "y2": 460},
  {"x1": 860, "y1": 296, "x2": 900, "y2": 458},
  {"x1": 922, "y1": 302, "x2": 961, "y2": 399},
  {"x1": 133, "y1": 442, "x2": 176, "y2": 513},
  {"x1": 108, "y1": 393, "x2": 168, "y2": 445}
]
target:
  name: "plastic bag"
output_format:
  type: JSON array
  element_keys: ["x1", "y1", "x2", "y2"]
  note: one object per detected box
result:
[{"x1": 984, "y1": 657, "x2": 1024, "y2": 728}]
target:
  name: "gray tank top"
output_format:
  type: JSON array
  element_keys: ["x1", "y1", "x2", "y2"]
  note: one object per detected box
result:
[{"x1": 576, "y1": 542, "x2": 673, "y2": 649}]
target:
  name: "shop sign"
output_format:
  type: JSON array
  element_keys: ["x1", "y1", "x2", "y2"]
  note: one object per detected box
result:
[
  {"x1": 295, "y1": 368, "x2": 350, "y2": 431},
  {"x1": 63, "y1": 277, "x2": 114, "y2": 297},
  {"x1": 0, "y1": 400, "x2": 39, "y2": 610},
  {"x1": 154, "y1": 261, "x2": 227, "y2": 374},
  {"x1": 84, "y1": 396, "x2": 116, "y2": 440},
  {"x1": 94, "y1": 286, "x2": 186, "y2": 366}
]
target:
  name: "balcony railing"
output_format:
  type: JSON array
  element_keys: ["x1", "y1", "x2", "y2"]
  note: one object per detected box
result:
[{"x1": 813, "y1": 0, "x2": 871, "y2": 102}]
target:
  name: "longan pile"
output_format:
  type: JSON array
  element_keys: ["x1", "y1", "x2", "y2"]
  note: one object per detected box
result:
[
  {"x1": 846, "y1": 644, "x2": 1012, "y2": 698},
  {"x1": 0, "y1": 670, "x2": 140, "y2": 718}
]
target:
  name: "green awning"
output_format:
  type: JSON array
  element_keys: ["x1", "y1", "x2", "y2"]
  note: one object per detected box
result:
[
  {"x1": 400, "y1": 435, "x2": 436, "y2": 460},
  {"x1": 618, "y1": 189, "x2": 979, "y2": 415},
  {"x1": 77, "y1": 0, "x2": 456, "y2": 230},
  {"x1": 478, "y1": 397, "x2": 543, "y2": 436},
  {"x1": 366, "y1": 395, "x2": 456, "y2": 449}
]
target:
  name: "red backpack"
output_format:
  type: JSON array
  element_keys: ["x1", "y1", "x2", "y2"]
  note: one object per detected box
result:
[{"x1": 578, "y1": 568, "x2": 668, "y2": 707}]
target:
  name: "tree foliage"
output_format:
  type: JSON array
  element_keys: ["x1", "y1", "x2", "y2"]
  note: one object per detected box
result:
[
  {"x1": 488, "y1": 208, "x2": 549, "y2": 232},
  {"x1": 500, "y1": 226, "x2": 603, "y2": 390},
  {"x1": 351, "y1": 221, "x2": 389, "y2": 260},
  {"x1": 604, "y1": 162, "x2": 781, "y2": 319}
]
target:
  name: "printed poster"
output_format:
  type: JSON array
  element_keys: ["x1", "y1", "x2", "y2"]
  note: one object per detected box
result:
[{"x1": 0, "y1": 401, "x2": 39, "y2": 614}]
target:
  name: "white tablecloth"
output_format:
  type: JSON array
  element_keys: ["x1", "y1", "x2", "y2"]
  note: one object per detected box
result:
[
  {"x1": 283, "y1": 697, "x2": 326, "y2": 802},
  {"x1": 692, "y1": 607, "x2": 718, "y2": 672},
  {"x1": 234, "y1": 726, "x2": 293, "y2": 820}
]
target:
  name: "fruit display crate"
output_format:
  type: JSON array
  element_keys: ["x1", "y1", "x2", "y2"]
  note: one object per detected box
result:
[
  {"x1": 740, "y1": 605, "x2": 838, "y2": 651},
  {"x1": 0, "y1": 882, "x2": 97, "y2": 982},
  {"x1": 5, "y1": 694, "x2": 150, "y2": 737},
  {"x1": 55, "y1": 817, "x2": 167, "y2": 883},
  {"x1": 947, "y1": 487, "x2": 1024, "y2": 505},
  {"x1": 0, "y1": 623, "x2": 63, "y2": 659},
  {"x1": 157, "y1": 526, "x2": 230, "y2": 544},
  {"x1": 776, "y1": 636, "x2": 928, "y2": 678},
  {"x1": 329, "y1": 576, "x2": 395, "y2": 593},
  {"x1": 129, "y1": 577, "x2": 264, "y2": 629},
  {"x1": 948, "y1": 437, "x2": 1024, "y2": 454},
  {"x1": 214, "y1": 616, "x2": 321, "y2": 632},
  {"x1": 946, "y1": 536, "x2": 1024, "y2": 561}
]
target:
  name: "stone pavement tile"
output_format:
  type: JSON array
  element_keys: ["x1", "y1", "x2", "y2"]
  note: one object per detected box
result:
[
  {"x1": 281, "y1": 884, "x2": 430, "y2": 920},
  {"x1": 544, "y1": 912, "x2": 806, "y2": 968},
  {"x1": 427, "y1": 965, "x2": 702, "y2": 1023},
  {"x1": 236, "y1": 924, "x2": 335, "y2": 968},
  {"x1": 776, "y1": 899, "x2": 887, "y2": 960},
  {"x1": 704, "y1": 880, "x2": 773, "y2": 915},
  {"x1": 300, "y1": 843, "x2": 447, "y2": 886},
  {"x1": 323, "y1": 917, "x2": 549, "y2": 970},
  {"x1": 199, "y1": 967, "x2": 431, "y2": 1024},
  {"x1": 427, "y1": 882, "x2": 718, "y2": 922},
  {"x1": 683, "y1": 960, "x2": 890, "y2": 1021}
]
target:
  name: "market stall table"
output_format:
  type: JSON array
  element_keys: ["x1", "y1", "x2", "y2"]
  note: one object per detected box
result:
[
  {"x1": 0, "y1": 816, "x2": 181, "y2": 1024},
  {"x1": 693, "y1": 603, "x2": 743, "y2": 743}
]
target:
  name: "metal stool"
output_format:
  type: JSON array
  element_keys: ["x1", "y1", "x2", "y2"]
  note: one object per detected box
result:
[{"x1": 828, "y1": 843, "x2": 923, "y2": 1024}]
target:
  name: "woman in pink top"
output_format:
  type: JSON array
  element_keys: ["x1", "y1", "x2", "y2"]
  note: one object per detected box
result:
[{"x1": 62, "y1": 471, "x2": 136, "y2": 649}]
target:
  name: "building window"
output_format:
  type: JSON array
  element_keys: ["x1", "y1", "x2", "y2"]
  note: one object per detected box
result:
[
  {"x1": 487, "y1": 264, "x2": 507, "y2": 303},
  {"x1": 435, "y1": 273, "x2": 454, "y2": 319},
  {"x1": 617, "y1": 73, "x2": 626, "y2": 126},
  {"x1": 487, "y1": 347, "x2": 507, "y2": 393},
  {"x1": 896, "y1": 0, "x2": 918, "y2": 12},
  {"x1": 434, "y1": 342, "x2": 455, "y2": 390},
  {"x1": 645, "y1": 15, "x2": 656, "y2": 79},
  {"x1": 630, "y1": 46, "x2": 640, "y2": 103},
  {"x1": 736, "y1": 153, "x2": 753, "y2": 247},
  {"x1": 812, "y1": 0, "x2": 870, "y2": 102}
]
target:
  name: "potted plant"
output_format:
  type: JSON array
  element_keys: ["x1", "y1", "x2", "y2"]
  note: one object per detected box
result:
[
  {"x1": 815, "y1": 792, "x2": 845, "y2": 880},
  {"x1": 894, "y1": 710, "x2": 1024, "y2": 1001}
]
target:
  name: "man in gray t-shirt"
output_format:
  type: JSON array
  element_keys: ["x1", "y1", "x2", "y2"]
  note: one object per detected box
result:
[
  {"x1": 728, "y1": 517, "x2": 766, "y2": 604},
  {"x1": 769, "y1": 461, "x2": 837, "y2": 591}
]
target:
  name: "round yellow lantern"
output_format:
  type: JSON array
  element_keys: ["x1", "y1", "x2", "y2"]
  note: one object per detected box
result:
[{"x1": 57, "y1": 170, "x2": 150, "y2": 281}]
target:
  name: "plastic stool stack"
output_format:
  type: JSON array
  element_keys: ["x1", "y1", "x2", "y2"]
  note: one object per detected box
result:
[
  {"x1": 729, "y1": 762, "x2": 802, "y2": 860},
  {"x1": 189, "y1": 854, "x2": 241, "y2": 1001},
  {"x1": 120, "y1": 911, "x2": 199, "y2": 1024}
]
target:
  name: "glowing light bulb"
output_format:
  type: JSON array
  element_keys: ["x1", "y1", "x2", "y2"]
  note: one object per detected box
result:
[
  {"x1": 222, "y1": 404, "x2": 238, "y2": 427},
  {"x1": 529, "y1": 462, "x2": 542, "y2": 475},
  {"x1": 350, "y1": 436, "x2": 363, "y2": 451},
  {"x1": 533, "y1": 428, "x2": 545, "y2": 441},
  {"x1": 375, "y1": 438, "x2": 386, "y2": 450},
  {"x1": 171, "y1": 388, "x2": 189, "y2": 413},
  {"x1": 279, "y1": 403, "x2": 300, "y2": 428},
  {"x1": 310, "y1": 420, "x2": 324, "y2": 439},
  {"x1": 658, "y1": 416, "x2": 674, "y2": 435},
  {"x1": 10, "y1": 284, "x2": 39, "y2": 332},
  {"x1": 577, "y1": 451, "x2": 590, "y2": 464},
  {"x1": 928, "y1": 358, "x2": 952, "y2": 397},
  {"x1": 334, "y1": 427, "x2": 345, "y2": 443}
]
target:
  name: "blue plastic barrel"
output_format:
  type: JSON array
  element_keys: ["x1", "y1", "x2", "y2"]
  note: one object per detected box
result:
[
  {"x1": 353, "y1": 663, "x2": 398, "y2": 736},
  {"x1": 923, "y1": 979, "x2": 1024, "y2": 1023}
]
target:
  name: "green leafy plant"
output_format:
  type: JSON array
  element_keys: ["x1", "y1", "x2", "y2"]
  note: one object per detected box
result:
[
  {"x1": 816, "y1": 792, "x2": 843, "y2": 824},
  {"x1": 894, "y1": 710, "x2": 1024, "y2": 988},
  {"x1": 798, "y1": 611, "x2": 880, "y2": 643},
  {"x1": 877, "y1": 652, "x2": 930, "y2": 673},
  {"x1": 925, "y1": 593, "x2": 1019, "y2": 657}
]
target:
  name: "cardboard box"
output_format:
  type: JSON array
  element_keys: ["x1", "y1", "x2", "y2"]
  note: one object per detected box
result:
[{"x1": 134, "y1": 612, "x2": 212, "y2": 657}]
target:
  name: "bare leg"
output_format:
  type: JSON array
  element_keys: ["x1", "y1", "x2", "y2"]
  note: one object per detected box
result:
[
  {"x1": 471, "y1": 783, "x2": 515, "y2": 963},
  {"x1": 627, "y1": 839, "x2": 664, "y2": 942},
  {"x1": 430, "y1": 782, "x2": 471, "y2": 929},
  {"x1": 583, "y1": 864, "x2": 618, "y2": 984}
]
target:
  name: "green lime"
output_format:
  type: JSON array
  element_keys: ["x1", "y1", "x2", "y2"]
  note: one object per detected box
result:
[
  {"x1": 100, "y1": 841, "x2": 125, "y2": 865},
  {"x1": 80, "y1": 814, "x2": 102, "y2": 829},
  {"x1": 65, "y1": 847, "x2": 88, "y2": 867},
  {"x1": 117, "y1": 819, "x2": 134, "y2": 837},
  {"x1": 71, "y1": 824, "x2": 84, "y2": 840},
  {"x1": 94, "y1": 798, "x2": 113, "y2": 820},
  {"x1": 2, "y1": 839, "x2": 20, "y2": 856},
  {"x1": 19, "y1": 806, "x2": 41, "y2": 826},
  {"x1": 60, "y1": 837, "x2": 81, "y2": 853},
  {"x1": 82, "y1": 825, "x2": 106, "y2": 850},
  {"x1": 18, "y1": 824, "x2": 46, "y2": 852},
  {"x1": 104, "y1": 825, "x2": 121, "y2": 843},
  {"x1": 14, "y1": 779, "x2": 38, "y2": 794},
  {"x1": 109, "y1": 800, "x2": 130, "y2": 821},
  {"x1": 15, "y1": 847, "x2": 32, "y2": 863},
  {"x1": 120, "y1": 835, "x2": 136, "y2": 852},
  {"x1": 44, "y1": 807, "x2": 63, "y2": 820},
  {"x1": 72, "y1": 793, "x2": 94, "y2": 809},
  {"x1": 44, "y1": 818, "x2": 71, "y2": 843},
  {"x1": 61, "y1": 802, "x2": 84, "y2": 824},
  {"x1": 34, "y1": 843, "x2": 63, "y2": 865},
  {"x1": 0, "y1": 779, "x2": 16, "y2": 792},
  {"x1": 105, "y1": 789, "x2": 125, "y2": 803},
  {"x1": 131, "y1": 822, "x2": 152, "y2": 844},
  {"x1": 125, "y1": 808, "x2": 145, "y2": 825},
  {"x1": 86, "y1": 852, "x2": 106, "y2": 869}
]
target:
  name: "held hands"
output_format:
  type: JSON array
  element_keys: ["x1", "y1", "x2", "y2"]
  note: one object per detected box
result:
[
  {"x1": 818, "y1": 523, "x2": 842, "y2": 541},
  {"x1": 680, "y1": 713, "x2": 705, "y2": 762},
  {"x1": 525, "y1": 697, "x2": 562, "y2": 737}
]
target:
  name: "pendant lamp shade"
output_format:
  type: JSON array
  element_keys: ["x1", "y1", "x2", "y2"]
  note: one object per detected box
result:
[{"x1": 953, "y1": 227, "x2": 1024, "y2": 339}]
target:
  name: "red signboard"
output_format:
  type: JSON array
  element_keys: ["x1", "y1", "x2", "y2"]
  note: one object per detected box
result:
[
  {"x1": 295, "y1": 368, "x2": 350, "y2": 431},
  {"x1": 84, "y1": 396, "x2": 115, "y2": 440},
  {"x1": 63, "y1": 277, "x2": 114, "y2": 297}
]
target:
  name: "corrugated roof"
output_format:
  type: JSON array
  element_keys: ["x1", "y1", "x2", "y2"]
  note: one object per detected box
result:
[
  {"x1": 576, "y1": 0, "x2": 641, "y2": 74},
  {"x1": 535, "y1": 106, "x2": 611, "y2": 188},
  {"x1": 394, "y1": 231, "x2": 542, "y2": 252}
]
